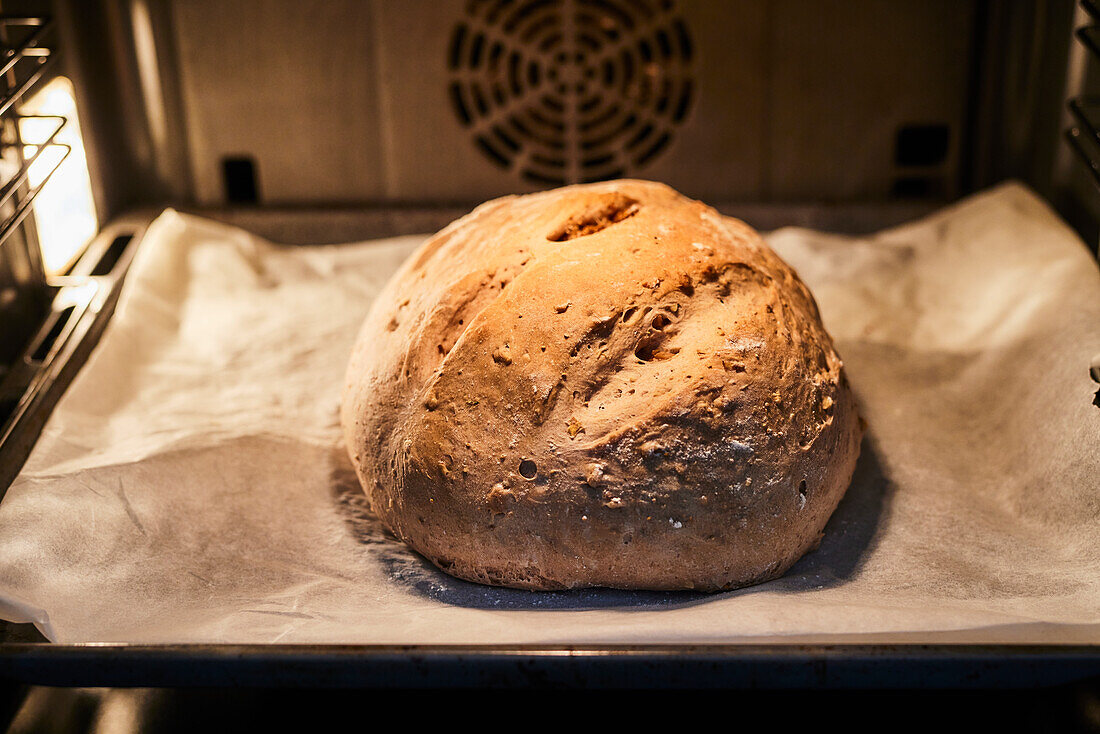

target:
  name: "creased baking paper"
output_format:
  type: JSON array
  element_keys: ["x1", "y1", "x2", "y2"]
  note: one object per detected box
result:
[{"x1": 1, "y1": 182, "x2": 1098, "y2": 644}]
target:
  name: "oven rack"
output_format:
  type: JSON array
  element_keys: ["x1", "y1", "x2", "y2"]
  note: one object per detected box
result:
[
  {"x1": 1066, "y1": 1, "x2": 1100, "y2": 189},
  {"x1": 0, "y1": 14, "x2": 144, "y2": 493},
  {"x1": 0, "y1": 15, "x2": 60, "y2": 256},
  {"x1": 1, "y1": 114, "x2": 70, "y2": 248}
]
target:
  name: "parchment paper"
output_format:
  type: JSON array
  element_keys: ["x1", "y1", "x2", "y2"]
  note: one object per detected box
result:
[{"x1": 1, "y1": 182, "x2": 1098, "y2": 644}]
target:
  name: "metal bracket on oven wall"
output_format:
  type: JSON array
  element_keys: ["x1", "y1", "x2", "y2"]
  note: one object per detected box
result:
[
  {"x1": 0, "y1": 214, "x2": 152, "y2": 495},
  {"x1": 1065, "y1": 97, "x2": 1100, "y2": 189},
  {"x1": 1066, "y1": 2, "x2": 1100, "y2": 193}
]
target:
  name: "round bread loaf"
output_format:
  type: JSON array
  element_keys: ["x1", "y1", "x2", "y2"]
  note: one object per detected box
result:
[{"x1": 342, "y1": 180, "x2": 862, "y2": 591}]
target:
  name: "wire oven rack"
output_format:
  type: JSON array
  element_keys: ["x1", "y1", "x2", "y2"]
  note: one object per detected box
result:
[
  {"x1": 0, "y1": 15, "x2": 143, "y2": 493},
  {"x1": 1066, "y1": 1, "x2": 1100, "y2": 189}
]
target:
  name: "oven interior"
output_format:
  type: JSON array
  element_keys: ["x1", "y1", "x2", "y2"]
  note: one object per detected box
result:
[
  {"x1": 2, "y1": 0, "x2": 1095, "y2": 525},
  {"x1": 0, "y1": 0, "x2": 1096, "y2": 539},
  {"x1": 0, "y1": 0, "x2": 1098, "y2": 696}
]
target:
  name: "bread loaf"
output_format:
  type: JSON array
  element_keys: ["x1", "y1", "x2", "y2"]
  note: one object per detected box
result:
[{"x1": 341, "y1": 180, "x2": 862, "y2": 591}]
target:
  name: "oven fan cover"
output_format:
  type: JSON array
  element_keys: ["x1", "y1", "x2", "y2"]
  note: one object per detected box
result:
[{"x1": 447, "y1": 0, "x2": 695, "y2": 187}]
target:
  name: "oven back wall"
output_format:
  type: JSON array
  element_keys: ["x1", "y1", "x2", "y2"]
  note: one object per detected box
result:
[{"x1": 161, "y1": 0, "x2": 976, "y2": 205}]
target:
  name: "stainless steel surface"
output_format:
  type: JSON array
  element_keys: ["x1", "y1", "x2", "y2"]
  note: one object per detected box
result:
[
  {"x1": 0, "y1": 116, "x2": 69, "y2": 251},
  {"x1": 176, "y1": 0, "x2": 976, "y2": 203},
  {"x1": 47, "y1": 0, "x2": 998, "y2": 211},
  {"x1": 41, "y1": 1, "x2": 1088, "y2": 243}
]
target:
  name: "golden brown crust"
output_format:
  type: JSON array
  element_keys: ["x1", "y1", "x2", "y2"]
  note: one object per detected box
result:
[{"x1": 341, "y1": 180, "x2": 862, "y2": 591}]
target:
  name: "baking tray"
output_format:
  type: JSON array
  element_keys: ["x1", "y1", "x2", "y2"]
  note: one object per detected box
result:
[
  {"x1": 1, "y1": 642, "x2": 1098, "y2": 688},
  {"x1": 0, "y1": 203, "x2": 1097, "y2": 690}
]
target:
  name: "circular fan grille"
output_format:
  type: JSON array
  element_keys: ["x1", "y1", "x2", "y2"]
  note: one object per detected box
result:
[{"x1": 447, "y1": 0, "x2": 694, "y2": 186}]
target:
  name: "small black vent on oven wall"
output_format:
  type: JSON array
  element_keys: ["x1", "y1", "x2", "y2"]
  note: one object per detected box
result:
[
  {"x1": 222, "y1": 157, "x2": 259, "y2": 204},
  {"x1": 448, "y1": 0, "x2": 695, "y2": 186},
  {"x1": 895, "y1": 124, "x2": 949, "y2": 167}
]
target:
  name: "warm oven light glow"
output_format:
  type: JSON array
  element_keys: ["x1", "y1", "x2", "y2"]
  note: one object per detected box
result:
[{"x1": 19, "y1": 76, "x2": 97, "y2": 276}]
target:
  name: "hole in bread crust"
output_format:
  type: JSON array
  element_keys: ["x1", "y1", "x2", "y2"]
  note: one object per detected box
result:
[
  {"x1": 519, "y1": 459, "x2": 538, "y2": 479},
  {"x1": 635, "y1": 336, "x2": 679, "y2": 362},
  {"x1": 547, "y1": 193, "x2": 640, "y2": 241}
]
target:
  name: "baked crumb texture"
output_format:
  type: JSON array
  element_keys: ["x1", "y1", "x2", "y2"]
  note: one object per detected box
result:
[{"x1": 342, "y1": 180, "x2": 863, "y2": 591}]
